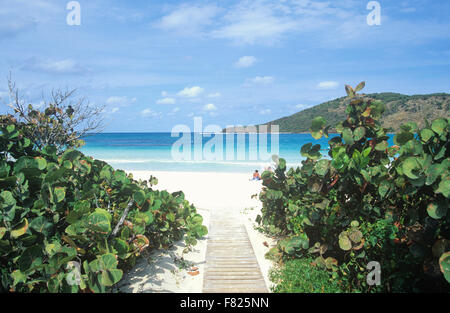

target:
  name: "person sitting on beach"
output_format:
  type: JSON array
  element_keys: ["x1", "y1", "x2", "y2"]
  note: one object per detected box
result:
[{"x1": 252, "y1": 170, "x2": 261, "y2": 181}]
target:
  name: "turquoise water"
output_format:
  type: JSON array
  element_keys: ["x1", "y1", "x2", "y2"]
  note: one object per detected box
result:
[{"x1": 80, "y1": 133, "x2": 393, "y2": 173}]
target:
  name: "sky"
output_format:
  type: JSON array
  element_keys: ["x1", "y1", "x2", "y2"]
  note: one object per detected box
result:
[{"x1": 0, "y1": 0, "x2": 449, "y2": 132}]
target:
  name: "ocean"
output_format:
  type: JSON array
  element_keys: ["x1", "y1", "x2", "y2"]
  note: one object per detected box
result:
[{"x1": 80, "y1": 133, "x2": 394, "y2": 173}]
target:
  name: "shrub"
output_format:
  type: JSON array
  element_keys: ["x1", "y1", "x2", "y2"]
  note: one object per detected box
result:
[
  {"x1": 258, "y1": 82, "x2": 449, "y2": 292},
  {"x1": 0, "y1": 121, "x2": 207, "y2": 293},
  {"x1": 269, "y1": 258, "x2": 347, "y2": 293}
]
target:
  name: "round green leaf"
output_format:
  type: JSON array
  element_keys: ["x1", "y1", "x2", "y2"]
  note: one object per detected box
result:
[
  {"x1": 52, "y1": 187, "x2": 66, "y2": 203},
  {"x1": 394, "y1": 131, "x2": 414, "y2": 146},
  {"x1": 431, "y1": 118, "x2": 448, "y2": 136},
  {"x1": 101, "y1": 269, "x2": 123, "y2": 287},
  {"x1": 87, "y1": 212, "x2": 111, "y2": 234},
  {"x1": 427, "y1": 202, "x2": 447, "y2": 220},
  {"x1": 402, "y1": 157, "x2": 421, "y2": 179},
  {"x1": 314, "y1": 159, "x2": 330, "y2": 176},
  {"x1": 339, "y1": 233, "x2": 352, "y2": 251},
  {"x1": 420, "y1": 129, "x2": 434, "y2": 143}
]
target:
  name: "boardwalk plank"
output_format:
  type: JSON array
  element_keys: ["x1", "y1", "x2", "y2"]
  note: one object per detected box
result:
[{"x1": 203, "y1": 211, "x2": 268, "y2": 293}]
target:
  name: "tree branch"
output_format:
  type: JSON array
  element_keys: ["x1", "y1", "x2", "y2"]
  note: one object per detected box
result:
[{"x1": 109, "y1": 200, "x2": 134, "y2": 239}]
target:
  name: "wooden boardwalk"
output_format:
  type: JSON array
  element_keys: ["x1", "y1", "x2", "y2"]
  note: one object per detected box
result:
[{"x1": 202, "y1": 210, "x2": 268, "y2": 293}]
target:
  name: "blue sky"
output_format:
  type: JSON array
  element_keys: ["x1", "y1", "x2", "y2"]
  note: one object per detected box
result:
[{"x1": 0, "y1": 0, "x2": 449, "y2": 132}]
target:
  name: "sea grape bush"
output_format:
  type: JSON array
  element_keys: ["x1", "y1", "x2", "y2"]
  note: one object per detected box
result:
[
  {"x1": 258, "y1": 82, "x2": 449, "y2": 292},
  {"x1": 0, "y1": 117, "x2": 207, "y2": 293}
]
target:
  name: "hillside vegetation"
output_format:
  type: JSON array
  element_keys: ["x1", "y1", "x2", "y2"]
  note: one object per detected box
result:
[{"x1": 255, "y1": 93, "x2": 450, "y2": 133}]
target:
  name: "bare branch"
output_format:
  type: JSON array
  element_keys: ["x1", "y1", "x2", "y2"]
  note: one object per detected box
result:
[{"x1": 3, "y1": 73, "x2": 105, "y2": 152}]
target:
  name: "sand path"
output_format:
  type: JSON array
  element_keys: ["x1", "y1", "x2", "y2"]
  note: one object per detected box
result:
[{"x1": 118, "y1": 171, "x2": 275, "y2": 293}]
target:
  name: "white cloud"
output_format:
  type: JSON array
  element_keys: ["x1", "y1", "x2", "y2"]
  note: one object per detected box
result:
[
  {"x1": 155, "y1": 0, "x2": 450, "y2": 48},
  {"x1": 207, "y1": 92, "x2": 221, "y2": 98},
  {"x1": 156, "y1": 97, "x2": 176, "y2": 105},
  {"x1": 24, "y1": 58, "x2": 86, "y2": 74},
  {"x1": 161, "y1": 91, "x2": 169, "y2": 97},
  {"x1": 168, "y1": 107, "x2": 181, "y2": 116},
  {"x1": 244, "y1": 76, "x2": 274, "y2": 86},
  {"x1": 0, "y1": 0, "x2": 60, "y2": 39},
  {"x1": 111, "y1": 107, "x2": 119, "y2": 114},
  {"x1": 177, "y1": 86, "x2": 204, "y2": 98},
  {"x1": 203, "y1": 103, "x2": 217, "y2": 111},
  {"x1": 259, "y1": 109, "x2": 271, "y2": 115},
  {"x1": 106, "y1": 96, "x2": 137, "y2": 107},
  {"x1": 317, "y1": 81, "x2": 340, "y2": 90},
  {"x1": 141, "y1": 108, "x2": 162, "y2": 118},
  {"x1": 235, "y1": 56, "x2": 258, "y2": 68},
  {"x1": 211, "y1": 2, "x2": 298, "y2": 44},
  {"x1": 157, "y1": 5, "x2": 219, "y2": 35}
]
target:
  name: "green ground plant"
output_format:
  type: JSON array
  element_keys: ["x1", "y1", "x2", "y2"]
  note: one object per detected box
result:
[
  {"x1": 258, "y1": 82, "x2": 449, "y2": 292},
  {"x1": 0, "y1": 116, "x2": 207, "y2": 293},
  {"x1": 269, "y1": 258, "x2": 347, "y2": 293}
]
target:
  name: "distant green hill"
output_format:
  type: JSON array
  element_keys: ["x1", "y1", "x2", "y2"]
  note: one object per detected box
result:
[{"x1": 225, "y1": 93, "x2": 450, "y2": 133}]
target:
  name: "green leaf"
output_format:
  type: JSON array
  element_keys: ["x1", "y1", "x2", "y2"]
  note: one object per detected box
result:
[
  {"x1": 375, "y1": 141, "x2": 388, "y2": 151},
  {"x1": 402, "y1": 157, "x2": 421, "y2": 180},
  {"x1": 314, "y1": 159, "x2": 330, "y2": 177},
  {"x1": 0, "y1": 227, "x2": 6, "y2": 240},
  {"x1": 13, "y1": 157, "x2": 44, "y2": 177},
  {"x1": 114, "y1": 170, "x2": 128, "y2": 184},
  {"x1": 311, "y1": 117, "x2": 327, "y2": 139},
  {"x1": 353, "y1": 127, "x2": 366, "y2": 141},
  {"x1": 342, "y1": 128, "x2": 354, "y2": 145},
  {"x1": 52, "y1": 187, "x2": 66, "y2": 203},
  {"x1": 113, "y1": 238, "x2": 129, "y2": 257},
  {"x1": 11, "y1": 218, "x2": 29, "y2": 238},
  {"x1": 311, "y1": 117, "x2": 327, "y2": 132},
  {"x1": 87, "y1": 212, "x2": 111, "y2": 234},
  {"x1": 436, "y1": 176, "x2": 450, "y2": 198},
  {"x1": 34, "y1": 157, "x2": 47, "y2": 170},
  {"x1": 0, "y1": 190, "x2": 16, "y2": 206},
  {"x1": 133, "y1": 190, "x2": 146, "y2": 207},
  {"x1": 345, "y1": 85, "x2": 355, "y2": 98},
  {"x1": 338, "y1": 232, "x2": 352, "y2": 251},
  {"x1": 61, "y1": 149, "x2": 82, "y2": 162},
  {"x1": 355, "y1": 81, "x2": 365, "y2": 92},
  {"x1": 101, "y1": 269, "x2": 123, "y2": 287},
  {"x1": 30, "y1": 216, "x2": 53, "y2": 235},
  {"x1": 425, "y1": 164, "x2": 443, "y2": 185},
  {"x1": 100, "y1": 165, "x2": 113, "y2": 181},
  {"x1": 420, "y1": 128, "x2": 434, "y2": 143},
  {"x1": 394, "y1": 131, "x2": 414, "y2": 146},
  {"x1": 76, "y1": 159, "x2": 92, "y2": 174},
  {"x1": 11, "y1": 270, "x2": 27, "y2": 286},
  {"x1": 99, "y1": 253, "x2": 119, "y2": 270},
  {"x1": 18, "y1": 246, "x2": 43, "y2": 272},
  {"x1": 431, "y1": 118, "x2": 448, "y2": 136},
  {"x1": 379, "y1": 180, "x2": 391, "y2": 198},
  {"x1": 427, "y1": 202, "x2": 447, "y2": 220},
  {"x1": 439, "y1": 252, "x2": 450, "y2": 283},
  {"x1": 348, "y1": 229, "x2": 363, "y2": 243}
]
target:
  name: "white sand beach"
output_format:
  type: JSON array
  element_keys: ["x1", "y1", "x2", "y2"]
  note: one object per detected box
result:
[{"x1": 118, "y1": 171, "x2": 277, "y2": 293}]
